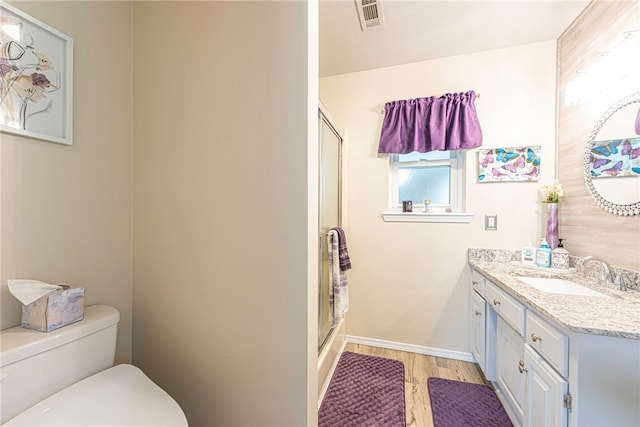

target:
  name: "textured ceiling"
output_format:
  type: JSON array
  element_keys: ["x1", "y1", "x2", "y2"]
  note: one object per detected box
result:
[{"x1": 320, "y1": 0, "x2": 591, "y2": 77}]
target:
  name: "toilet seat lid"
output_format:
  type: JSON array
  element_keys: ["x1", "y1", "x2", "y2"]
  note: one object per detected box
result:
[{"x1": 4, "y1": 364, "x2": 188, "y2": 426}]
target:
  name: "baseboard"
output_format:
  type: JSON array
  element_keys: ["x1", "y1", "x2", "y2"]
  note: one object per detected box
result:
[{"x1": 346, "y1": 335, "x2": 475, "y2": 363}]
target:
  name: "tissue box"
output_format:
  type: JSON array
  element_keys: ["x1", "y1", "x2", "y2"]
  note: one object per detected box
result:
[{"x1": 21, "y1": 287, "x2": 85, "y2": 332}]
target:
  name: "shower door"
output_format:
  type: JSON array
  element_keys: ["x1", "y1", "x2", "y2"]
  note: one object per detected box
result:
[{"x1": 318, "y1": 107, "x2": 342, "y2": 351}]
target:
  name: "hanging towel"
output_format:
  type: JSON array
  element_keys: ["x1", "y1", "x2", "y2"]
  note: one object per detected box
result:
[
  {"x1": 331, "y1": 227, "x2": 352, "y2": 271},
  {"x1": 328, "y1": 229, "x2": 349, "y2": 326}
]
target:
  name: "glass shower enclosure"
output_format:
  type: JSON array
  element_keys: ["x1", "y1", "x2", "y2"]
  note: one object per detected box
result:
[{"x1": 318, "y1": 107, "x2": 342, "y2": 351}]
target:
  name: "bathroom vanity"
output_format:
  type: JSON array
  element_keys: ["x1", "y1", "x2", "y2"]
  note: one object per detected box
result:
[{"x1": 469, "y1": 258, "x2": 640, "y2": 427}]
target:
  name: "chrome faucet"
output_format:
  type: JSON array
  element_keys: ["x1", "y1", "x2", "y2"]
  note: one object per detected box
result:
[{"x1": 579, "y1": 256, "x2": 625, "y2": 291}]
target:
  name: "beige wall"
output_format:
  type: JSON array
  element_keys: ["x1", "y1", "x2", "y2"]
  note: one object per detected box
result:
[
  {"x1": 132, "y1": 2, "x2": 315, "y2": 426},
  {"x1": 320, "y1": 41, "x2": 557, "y2": 352},
  {"x1": 1, "y1": 1, "x2": 133, "y2": 363},
  {"x1": 557, "y1": 0, "x2": 640, "y2": 271}
]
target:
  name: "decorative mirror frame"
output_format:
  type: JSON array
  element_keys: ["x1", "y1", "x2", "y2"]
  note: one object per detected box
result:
[{"x1": 583, "y1": 91, "x2": 640, "y2": 216}]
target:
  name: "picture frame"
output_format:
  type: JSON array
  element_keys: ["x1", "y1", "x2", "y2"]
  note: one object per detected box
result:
[
  {"x1": 477, "y1": 145, "x2": 541, "y2": 183},
  {"x1": 1, "y1": 2, "x2": 73, "y2": 145}
]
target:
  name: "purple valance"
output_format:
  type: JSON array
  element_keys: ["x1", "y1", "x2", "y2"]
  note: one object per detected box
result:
[{"x1": 378, "y1": 91, "x2": 483, "y2": 154}]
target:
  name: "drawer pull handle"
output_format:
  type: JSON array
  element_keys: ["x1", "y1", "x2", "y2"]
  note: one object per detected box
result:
[
  {"x1": 475, "y1": 310, "x2": 482, "y2": 316},
  {"x1": 492, "y1": 299, "x2": 501, "y2": 306},
  {"x1": 518, "y1": 360, "x2": 528, "y2": 374},
  {"x1": 530, "y1": 333, "x2": 542, "y2": 342},
  {"x1": 472, "y1": 280, "x2": 478, "y2": 286}
]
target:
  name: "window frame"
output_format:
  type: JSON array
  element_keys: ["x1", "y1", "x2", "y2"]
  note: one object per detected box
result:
[{"x1": 388, "y1": 150, "x2": 464, "y2": 212}]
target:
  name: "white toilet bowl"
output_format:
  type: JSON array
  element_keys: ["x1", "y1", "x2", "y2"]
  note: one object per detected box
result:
[{"x1": 4, "y1": 364, "x2": 187, "y2": 426}]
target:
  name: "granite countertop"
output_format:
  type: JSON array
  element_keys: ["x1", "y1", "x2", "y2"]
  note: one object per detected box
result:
[{"x1": 469, "y1": 259, "x2": 640, "y2": 340}]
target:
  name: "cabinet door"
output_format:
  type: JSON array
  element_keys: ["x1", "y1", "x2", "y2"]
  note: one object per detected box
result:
[
  {"x1": 471, "y1": 291, "x2": 486, "y2": 372},
  {"x1": 523, "y1": 345, "x2": 568, "y2": 427},
  {"x1": 496, "y1": 316, "x2": 525, "y2": 425}
]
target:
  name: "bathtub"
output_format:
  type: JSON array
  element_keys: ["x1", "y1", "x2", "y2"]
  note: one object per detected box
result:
[{"x1": 317, "y1": 318, "x2": 346, "y2": 405}]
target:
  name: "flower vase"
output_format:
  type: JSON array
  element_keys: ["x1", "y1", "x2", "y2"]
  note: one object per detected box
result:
[{"x1": 546, "y1": 203, "x2": 559, "y2": 250}]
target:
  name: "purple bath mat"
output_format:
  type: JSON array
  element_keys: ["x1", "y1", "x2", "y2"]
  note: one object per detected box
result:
[
  {"x1": 428, "y1": 377, "x2": 512, "y2": 427},
  {"x1": 319, "y1": 351, "x2": 405, "y2": 427}
]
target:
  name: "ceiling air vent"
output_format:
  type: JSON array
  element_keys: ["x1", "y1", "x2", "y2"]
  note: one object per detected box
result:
[{"x1": 355, "y1": 0, "x2": 384, "y2": 31}]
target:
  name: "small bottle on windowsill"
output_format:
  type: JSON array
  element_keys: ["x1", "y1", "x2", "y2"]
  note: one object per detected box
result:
[{"x1": 423, "y1": 198, "x2": 431, "y2": 213}]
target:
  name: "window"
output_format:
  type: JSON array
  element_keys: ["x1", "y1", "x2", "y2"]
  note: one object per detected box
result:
[{"x1": 389, "y1": 150, "x2": 464, "y2": 212}]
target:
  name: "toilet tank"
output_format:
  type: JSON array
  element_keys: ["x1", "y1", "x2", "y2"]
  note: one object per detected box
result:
[{"x1": 0, "y1": 305, "x2": 120, "y2": 424}]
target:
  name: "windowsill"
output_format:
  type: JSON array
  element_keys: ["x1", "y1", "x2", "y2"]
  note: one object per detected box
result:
[{"x1": 381, "y1": 211, "x2": 474, "y2": 223}]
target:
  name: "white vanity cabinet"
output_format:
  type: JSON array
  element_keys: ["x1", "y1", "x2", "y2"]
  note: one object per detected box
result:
[
  {"x1": 472, "y1": 273, "x2": 568, "y2": 426},
  {"x1": 473, "y1": 274, "x2": 569, "y2": 427},
  {"x1": 470, "y1": 266, "x2": 640, "y2": 427}
]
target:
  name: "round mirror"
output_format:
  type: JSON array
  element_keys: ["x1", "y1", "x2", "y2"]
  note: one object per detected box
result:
[{"x1": 584, "y1": 92, "x2": 640, "y2": 216}]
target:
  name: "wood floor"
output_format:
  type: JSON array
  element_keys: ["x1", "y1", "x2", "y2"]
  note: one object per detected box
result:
[{"x1": 345, "y1": 343, "x2": 490, "y2": 427}]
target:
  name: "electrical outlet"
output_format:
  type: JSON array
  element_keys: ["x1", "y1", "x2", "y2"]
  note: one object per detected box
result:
[{"x1": 485, "y1": 214, "x2": 497, "y2": 231}]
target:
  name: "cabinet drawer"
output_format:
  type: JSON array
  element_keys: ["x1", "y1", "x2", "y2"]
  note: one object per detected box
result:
[
  {"x1": 486, "y1": 280, "x2": 526, "y2": 336},
  {"x1": 471, "y1": 269, "x2": 486, "y2": 296},
  {"x1": 526, "y1": 311, "x2": 568, "y2": 377}
]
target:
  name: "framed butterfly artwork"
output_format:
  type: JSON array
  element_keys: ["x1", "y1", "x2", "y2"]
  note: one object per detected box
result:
[
  {"x1": 589, "y1": 137, "x2": 640, "y2": 178},
  {"x1": 477, "y1": 145, "x2": 541, "y2": 182}
]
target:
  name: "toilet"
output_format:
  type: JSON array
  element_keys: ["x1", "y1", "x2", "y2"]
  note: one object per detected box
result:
[{"x1": 0, "y1": 305, "x2": 187, "y2": 426}]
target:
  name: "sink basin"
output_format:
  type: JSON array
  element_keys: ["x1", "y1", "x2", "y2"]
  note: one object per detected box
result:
[{"x1": 516, "y1": 276, "x2": 609, "y2": 298}]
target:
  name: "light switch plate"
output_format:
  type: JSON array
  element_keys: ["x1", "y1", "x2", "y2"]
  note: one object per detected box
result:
[{"x1": 485, "y1": 214, "x2": 497, "y2": 231}]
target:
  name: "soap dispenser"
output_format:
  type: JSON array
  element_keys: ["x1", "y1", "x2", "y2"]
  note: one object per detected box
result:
[
  {"x1": 536, "y1": 239, "x2": 552, "y2": 268},
  {"x1": 521, "y1": 240, "x2": 536, "y2": 265},
  {"x1": 552, "y1": 238, "x2": 571, "y2": 270}
]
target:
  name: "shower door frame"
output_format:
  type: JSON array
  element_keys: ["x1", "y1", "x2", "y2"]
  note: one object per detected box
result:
[{"x1": 317, "y1": 104, "x2": 343, "y2": 353}]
